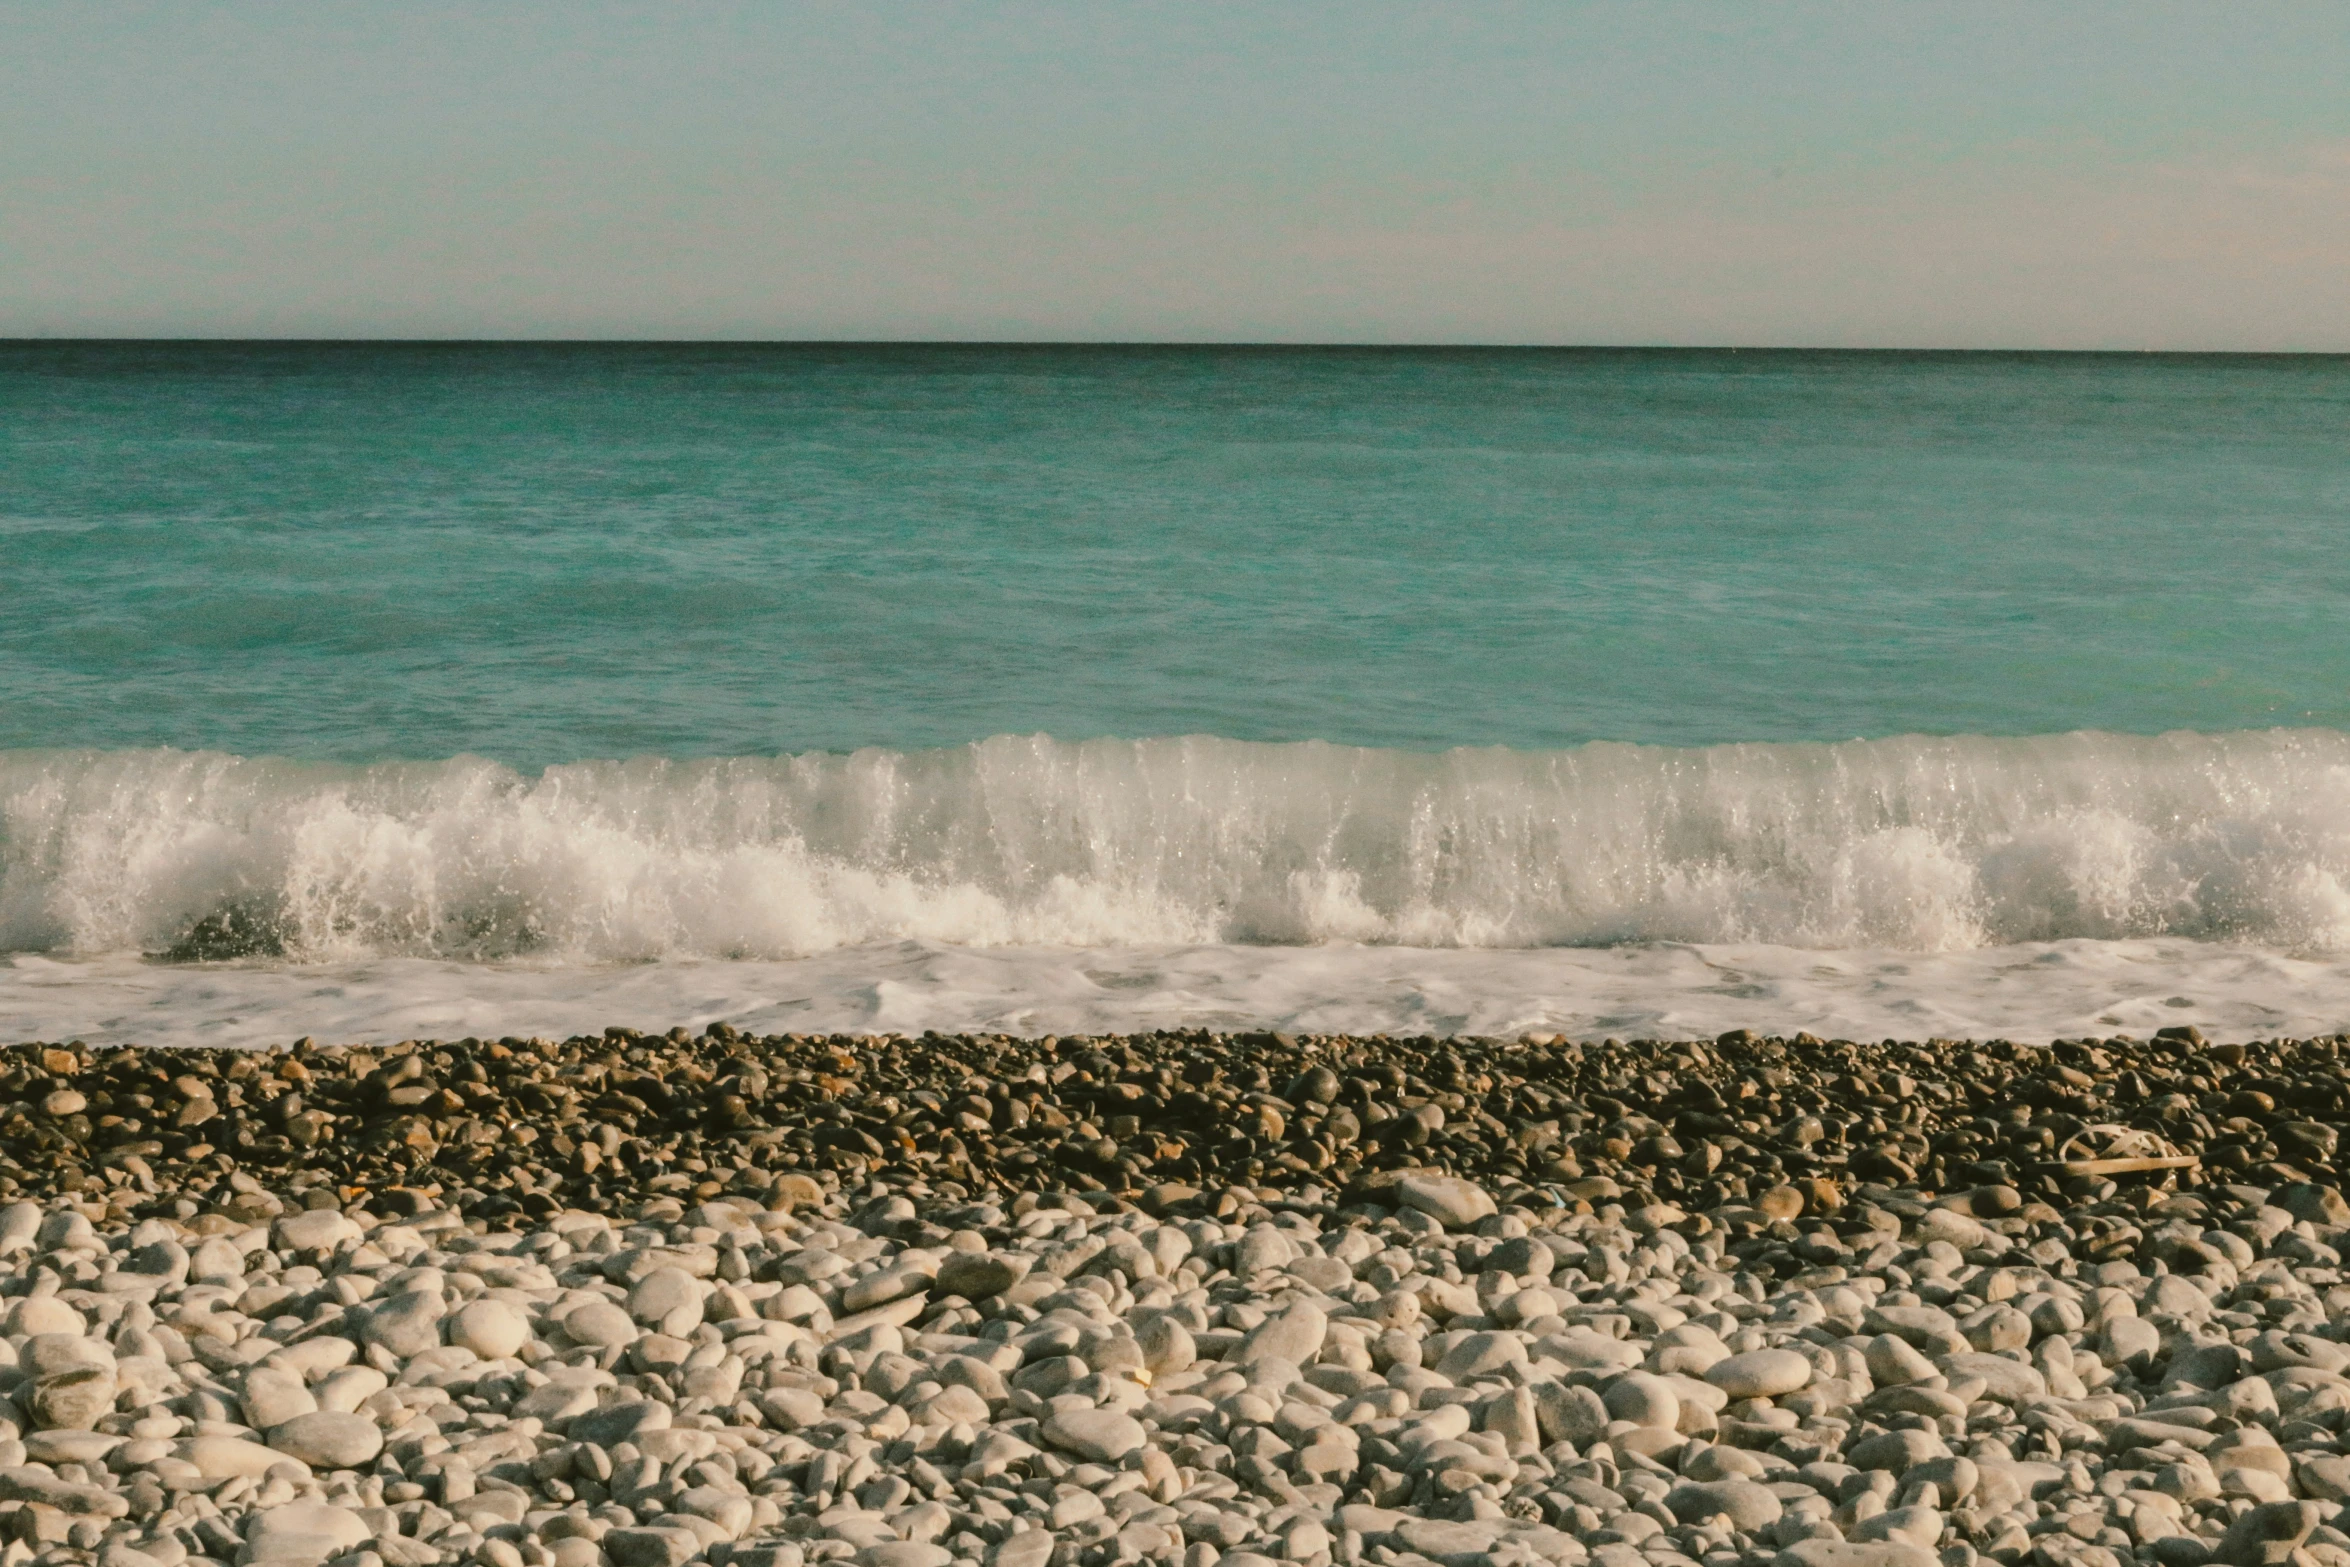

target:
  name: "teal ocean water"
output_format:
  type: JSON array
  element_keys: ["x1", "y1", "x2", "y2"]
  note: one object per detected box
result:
[
  {"x1": 10, "y1": 344, "x2": 2350, "y2": 760},
  {"x1": 5, "y1": 344, "x2": 2350, "y2": 1042}
]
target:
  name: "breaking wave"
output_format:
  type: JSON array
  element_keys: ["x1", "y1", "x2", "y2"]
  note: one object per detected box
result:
[{"x1": 5, "y1": 729, "x2": 2350, "y2": 963}]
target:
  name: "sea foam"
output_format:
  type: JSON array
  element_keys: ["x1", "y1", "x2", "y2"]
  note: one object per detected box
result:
[{"x1": 6, "y1": 729, "x2": 2350, "y2": 963}]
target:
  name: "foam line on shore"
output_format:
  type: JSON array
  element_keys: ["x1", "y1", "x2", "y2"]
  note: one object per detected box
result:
[{"x1": 5, "y1": 935, "x2": 2345, "y2": 1048}]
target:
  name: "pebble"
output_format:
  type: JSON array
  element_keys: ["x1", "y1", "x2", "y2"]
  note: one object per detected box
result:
[
  {"x1": 1238, "y1": 1299, "x2": 1327, "y2": 1366},
  {"x1": 1779, "y1": 1544, "x2": 1939, "y2": 1567},
  {"x1": 604, "y1": 1528, "x2": 704, "y2": 1567},
  {"x1": 444, "y1": 1296, "x2": 529, "y2": 1358},
  {"x1": 570, "y1": 1399, "x2": 671, "y2": 1448},
  {"x1": 1, "y1": 1023, "x2": 2349, "y2": 1567},
  {"x1": 1040, "y1": 1407, "x2": 1145, "y2": 1463},
  {"x1": 628, "y1": 1267, "x2": 704, "y2": 1334},
  {"x1": 266, "y1": 1409, "x2": 384, "y2": 1468},
  {"x1": 240, "y1": 1367, "x2": 318, "y2": 1430},
  {"x1": 1605, "y1": 1370, "x2": 1681, "y2": 1429},
  {"x1": 33, "y1": 1364, "x2": 118, "y2": 1429},
  {"x1": 1665, "y1": 1477, "x2": 1784, "y2": 1530},
  {"x1": 1708, "y1": 1347, "x2": 1813, "y2": 1399},
  {"x1": 1394, "y1": 1173, "x2": 1497, "y2": 1228},
  {"x1": 179, "y1": 1435, "x2": 292, "y2": 1480},
  {"x1": 273, "y1": 1209, "x2": 361, "y2": 1254},
  {"x1": 564, "y1": 1297, "x2": 640, "y2": 1347},
  {"x1": 359, "y1": 1289, "x2": 445, "y2": 1357},
  {"x1": 249, "y1": 1503, "x2": 369, "y2": 1553},
  {"x1": 934, "y1": 1250, "x2": 1024, "y2": 1298}
]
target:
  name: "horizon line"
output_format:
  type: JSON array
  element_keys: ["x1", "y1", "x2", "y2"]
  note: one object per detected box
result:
[{"x1": 5, "y1": 338, "x2": 2349, "y2": 358}]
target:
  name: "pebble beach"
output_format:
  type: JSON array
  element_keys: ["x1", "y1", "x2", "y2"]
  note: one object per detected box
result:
[{"x1": 0, "y1": 1025, "x2": 2342, "y2": 1567}]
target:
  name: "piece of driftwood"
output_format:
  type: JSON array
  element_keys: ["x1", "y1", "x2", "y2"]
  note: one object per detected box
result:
[{"x1": 2048, "y1": 1154, "x2": 2200, "y2": 1177}]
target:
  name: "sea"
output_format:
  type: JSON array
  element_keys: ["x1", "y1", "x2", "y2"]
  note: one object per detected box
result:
[{"x1": 6, "y1": 342, "x2": 2350, "y2": 1047}]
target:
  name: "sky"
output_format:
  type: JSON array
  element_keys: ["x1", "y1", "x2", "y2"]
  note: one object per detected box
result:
[{"x1": 3, "y1": 2, "x2": 2346, "y2": 348}]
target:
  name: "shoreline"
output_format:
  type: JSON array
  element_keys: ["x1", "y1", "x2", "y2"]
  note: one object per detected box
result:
[{"x1": 9, "y1": 935, "x2": 2343, "y2": 1052}]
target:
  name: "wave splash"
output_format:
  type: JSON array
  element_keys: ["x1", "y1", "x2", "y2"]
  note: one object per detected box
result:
[{"x1": 5, "y1": 730, "x2": 2350, "y2": 963}]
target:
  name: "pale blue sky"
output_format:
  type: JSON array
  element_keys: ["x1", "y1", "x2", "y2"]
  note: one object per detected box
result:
[{"x1": 4, "y1": 2, "x2": 2345, "y2": 346}]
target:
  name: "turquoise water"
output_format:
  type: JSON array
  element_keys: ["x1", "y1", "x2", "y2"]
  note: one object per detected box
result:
[
  {"x1": 8, "y1": 344, "x2": 2350, "y2": 1025},
  {"x1": 8, "y1": 344, "x2": 2349, "y2": 763}
]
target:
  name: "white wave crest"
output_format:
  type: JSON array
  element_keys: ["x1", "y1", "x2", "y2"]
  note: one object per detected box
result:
[{"x1": 5, "y1": 730, "x2": 2350, "y2": 962}]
